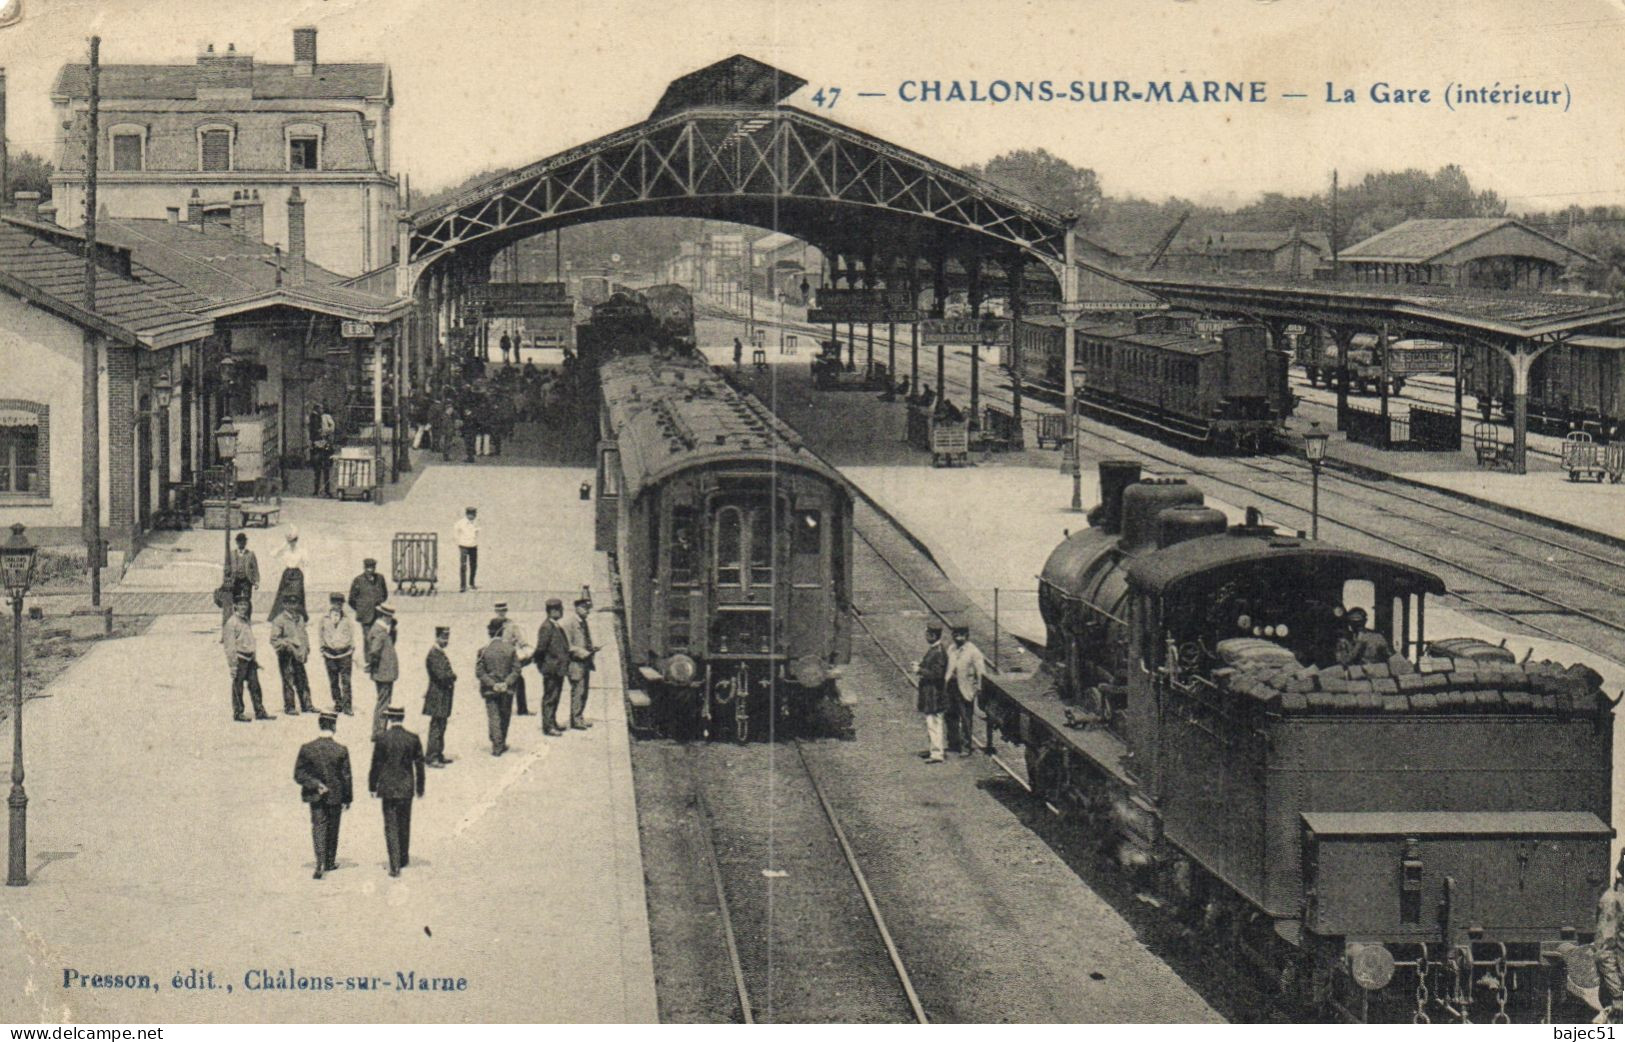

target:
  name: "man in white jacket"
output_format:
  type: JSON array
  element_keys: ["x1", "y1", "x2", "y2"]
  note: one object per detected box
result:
[{"x1": 944, "y1": 625, "x2": 987, "y2": 756}]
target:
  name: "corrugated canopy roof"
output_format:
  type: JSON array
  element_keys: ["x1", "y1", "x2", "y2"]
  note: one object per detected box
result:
[
  {"x1": 1340, "y1": 218, "x2": 1593, "y2": 265},
  {"x1": 649, "y1": 55, "x2": 806, "y2": 120}
]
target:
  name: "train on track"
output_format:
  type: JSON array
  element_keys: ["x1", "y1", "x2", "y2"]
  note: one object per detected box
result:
[
  {"x1": 1293, "y1": 332, "x2": 1458, "y2": 398},
  {"x1": 595, "y1": 353, "x2": 855, "y2": 740},
  {"x1": 575, "y1": 283, "x2": 697, "y2": 368},
  {"x1": 981, "y1": 459, "x2": 1616, "y2": 1023},
  {"x1": 1014, "y1": 312, "x2": 1294, "y2": 452},
  {"x1": 1462, "y1": 332, "x2": 1625, "y2": 438}
]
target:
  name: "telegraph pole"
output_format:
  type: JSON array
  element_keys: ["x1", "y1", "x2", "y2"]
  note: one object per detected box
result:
[
  {"x1": 1329, "y1": 169, "x2": 1340, "y2": 278},
  {"x1": 82, "y1": 36, "x2": 103, "y2": 607}
]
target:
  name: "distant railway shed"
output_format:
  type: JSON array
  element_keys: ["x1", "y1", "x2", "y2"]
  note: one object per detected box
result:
[{"x1": 1127, "y1": 272, "x2": 1625, "y2": 473}]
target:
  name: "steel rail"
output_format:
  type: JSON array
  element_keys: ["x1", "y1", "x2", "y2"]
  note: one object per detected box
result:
[{"x1": 685, "y1": 750, "x2": 756, "y2": 1024}]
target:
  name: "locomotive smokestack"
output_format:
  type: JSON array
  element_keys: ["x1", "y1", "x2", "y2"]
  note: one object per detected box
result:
[{"x1": 1094, "y1": 460, "x2": 1143, "y2": 534}]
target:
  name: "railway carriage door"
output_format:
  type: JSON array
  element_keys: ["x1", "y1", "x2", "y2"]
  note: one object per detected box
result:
[{"x1": 711, "y1": 496, "x2": 777, "y2": 656}]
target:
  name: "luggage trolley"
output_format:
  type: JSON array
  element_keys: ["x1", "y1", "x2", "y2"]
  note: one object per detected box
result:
[{"x1": 391, "y1": 532, "x2": 438, "y2": 595}]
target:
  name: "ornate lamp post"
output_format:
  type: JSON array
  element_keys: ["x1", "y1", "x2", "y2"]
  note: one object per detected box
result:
[
  {"x1": 1304, "y1": 421, "x2": 1329, "y2": 540},
  {"x1": 214, "y1": 419, "x2": 239, "y2": 602},
  {"x1": 2, "y1": 522, "x2": 39, "y2": 886}
]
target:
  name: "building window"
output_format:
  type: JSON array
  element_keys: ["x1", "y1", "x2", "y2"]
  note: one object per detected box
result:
[
  {"x1": 289, "y1": 136, "x2": 320, "y2": 171},
  {"x1": 109, "y1": 125, "x2": 145, "y2": 172},
  {"x1": 198, "y1": 126, "x2": 234, "y2": 172},
  {"x1": 0, "y1": 402, "x2": 47, "y2": 497}
]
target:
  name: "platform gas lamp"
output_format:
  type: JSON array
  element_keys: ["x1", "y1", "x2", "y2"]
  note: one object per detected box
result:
[{"x1": 1303, "y1": 422, "x2": 1329, "y2": 539}]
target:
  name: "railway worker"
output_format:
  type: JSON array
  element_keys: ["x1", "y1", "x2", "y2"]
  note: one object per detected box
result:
[
  {"x1": 456, "y1": 507, "x2": 481, "y2": 592},
  {"x1": 422, "y1": 626, "x2": 456, "y2": 768},
  {"x1": 293, "y1": 711, "x2": 351, "y2": 880},
  {"x1": 365, "y1": 604, "x2": 400, "y2": 742},
  {"x1": 499, "y1": 330, "x2": 513, "y2": 366},
  {"x1": 319, "y1": 593, "x2": 357, "y2": 714},
  {"x1": 564, "y1": 597, "x2": 603, "y2": 731},
  {"x1": 914, "y1": 626, "x2": 949, "y2": 763},
  {"x1": 733, "y1": 337, "x2": 744, "y2": 369},
  {"x1": 944, "y1": 625, "x2": 987, "y2": 756},
  {"x1": 347, "y1": 557, "x2": 390, "y2": 629},
  {"x1": 1598, "y1": 861, "x2": 1623, "y2": 1023},
  {"x1": 368, "y1": 706, "x2": 425, "y2": 878},
  {"x1": 269, "y1": 595, "x2": 316, "y2": 716},
  {"x1": 533, "y1": 598, "x2": 571, "y2": 736},
  {"x1": 476, "y1": 618, "x2": 520, "y2": 756},
  {"x1": 1335, "y1": 607, "x2": 1394, "y2": 667},
  {"x1": 492, "y1": 601, "x2": 532, "y2": 715},
  {"x1": 224, "y1": 598, "x2": 271, "y2": 722}
]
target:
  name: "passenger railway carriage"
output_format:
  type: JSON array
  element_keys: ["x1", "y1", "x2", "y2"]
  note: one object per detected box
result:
[
  {"x1": 981, "y1": 460, "x2": 1616, "y2": 1023},
  {"x1": 596, "y1": 354, "x2": 854, "y2": 739}
]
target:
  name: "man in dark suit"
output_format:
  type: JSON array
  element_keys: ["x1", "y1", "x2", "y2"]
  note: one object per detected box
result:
[
  {"x1": 226, "y1": 533, "x2": 260, "y2": 625},
  {"x1": 348, "y1": 558, "x2": 390, "y2": 629},
  {"x1": 476, "y1": 618, "x2": 520, "y2": 756},
  {"x1": 294, "y1": 712, "x2": 352, "y2": 879},
  {"x1": 533, "y1": 598, "x2": 571, "y2": 736},
  {"x1": 365, "y1": 604, "x2": 400, "y2": 742},
  {"x1": 422, "y1": 625, "x2": 456, "y2": 767},
  {"x1": 368, "y1": 706, "x2": 425, "y2": 877},
  {"x1": 563, "y1": 597, "x2": 603, "y2": 731}
]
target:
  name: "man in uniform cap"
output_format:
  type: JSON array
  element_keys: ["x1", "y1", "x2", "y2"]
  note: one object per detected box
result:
[
  {"x1": 319, "y1": 593, "x2": 357, "y2": 714},
  {"x1": 269, "y1": 593, "x2": 315, "y2": 715},
  {"x1": 1335, "y1": 607, "x2": 1394, "y2": 667},
  {"x1": 477, "y1": 618, "x2": 520, "y2": 755},
  {"x1": 492, "y1": 601, "x2": 531, "y2": 716},
  {"x1": 294, "y1": 711, "x2": 351, "y2": 879},
  {"x1": 914, "y1": 625, "x2": 949, "y2": 763},
  {"x1": 455, "y1": 508, "x2": 480, "y2": 592},
  {"x1": 563, "y1": 597, "x2": 603, "y2": 730},
  {"x1": 366, "y1": 604, "x2": 400, "y2": 741},
  {"x1": 533, "y1": 598, "x2": 571, "y2": 736},
  {"x1": 368, "y1": 707, "x2": 425, "y2": 877},
  {"x1": 422, "y1": 626, "x2": 456, "y2": 767},
  {"x1": 348, "y1": 558, "x2": 390, "y2": 628}
]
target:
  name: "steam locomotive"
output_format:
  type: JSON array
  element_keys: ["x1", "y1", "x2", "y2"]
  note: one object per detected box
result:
[
  {"x1": 980, "y1": 459, "x2": 1616, "y2": 1022},
  {"x1": 595, "y1": 353, "x2": 854, "y2": 740}
]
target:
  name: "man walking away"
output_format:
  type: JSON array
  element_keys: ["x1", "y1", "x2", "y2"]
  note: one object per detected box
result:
[
  {"x1": 499, "y1": 331, "x2": 512, "y2": 366},
  {"x1": 348, "y1": 558, "x2": 390, "y2": 629},
  {"x1": 563, "y1": 597, "x2": 602, "y2": 731},
  {"x1": 368, "y1": 707, "x2": 424, "y2": 878},
  {"x1": 476, "y1": 618, "x2": 519, "y2": 756},
  {"x1": 534, "y1": 598, "x2": 570, "y2": 736},
  {"x1": 366, "y1": 604, "x2": 400, "y2": 741},
  {"x1": 914, "y1": 626, "x2": 949, "y2": 763},
  {"x1": 224, "y1": 599, "x2": 271, "y2": 722},
  {"x1": 294, "y1": 712, "x2": 351, "y2": 879},
  {"x1": 456, "y1": 507, "x2": 480, "y2": 592},
  {"x1": 270, "y1": 595, "x2": 316, "y2": 715},
  {"x1": 319, "y1": 593, "x2": 357, "y2": 714},
  {"x1": 423, "y1": 626, "x2": 456, "y2": 767},
  {"x1": 944, "y1": 624, "x2": 987, "y2": 756},
  {"x1": 493, "y1": 601, "x2": 530, "y2": 715}
]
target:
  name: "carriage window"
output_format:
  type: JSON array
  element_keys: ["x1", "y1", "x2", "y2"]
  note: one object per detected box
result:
[
  {"x1": 716, "y1": 507, "x2": 742, "y2": 586},
  {"x1": 793, "y1": 510, "x2": 821, "y2": 554},
  {"x1": 749, "y1": 508, "x2": 774, "y2": 586},
  {"x1": 670, "y1": 506, "x2": 697, "y2": 586}
]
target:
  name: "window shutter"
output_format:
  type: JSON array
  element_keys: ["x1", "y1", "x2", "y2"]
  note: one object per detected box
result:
[
  {"x1": 112, "y1": 134, "x2": 142, "y2": 172},
  {"x1": 201, "y1": 130, "x2": 231, "y2": 171}
]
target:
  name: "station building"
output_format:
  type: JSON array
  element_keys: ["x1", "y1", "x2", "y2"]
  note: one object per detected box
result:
[
  {"x1": 48, "y1": 27, "x2": 400, "y2": 277},
  {"x1": 1339, "y1": 217, "x2": 1595, "y2": 291}
]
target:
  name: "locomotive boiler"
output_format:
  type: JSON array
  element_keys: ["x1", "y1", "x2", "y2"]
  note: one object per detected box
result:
[
  {"x1": 596, "y1": 354, "x2": 854, "y2": 740},
  {"x1": 980, "y1": 459, "x2": 1615, "y2": 1022}
]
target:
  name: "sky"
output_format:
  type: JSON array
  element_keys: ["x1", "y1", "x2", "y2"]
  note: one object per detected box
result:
[{"x1": 1, "y1": 0, "x2": 1623, "y2": 211}]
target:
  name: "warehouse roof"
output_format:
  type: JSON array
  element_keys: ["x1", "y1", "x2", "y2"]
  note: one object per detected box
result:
[
  {"x1": 52, "y1": 61, "x2": 390, "y2": 101},
  {"x1": 1340, "y1": 218, "x2": 1594, "y2": 266}
]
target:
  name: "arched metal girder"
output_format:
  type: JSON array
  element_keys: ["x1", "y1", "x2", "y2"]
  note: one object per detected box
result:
[{"x1": 407, "y1": 106, "x2": 1071, "y2": 283}]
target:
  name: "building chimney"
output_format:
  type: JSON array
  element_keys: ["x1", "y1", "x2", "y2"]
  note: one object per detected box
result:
[
  {"x1": 286, "y1": 187, "x2": 306, "y2": 285},
  {"x1": 166, "y1": 206, "x2": 180, "y2": 225},
  {"x1": 187, "y1": 189, "x2": 204, "y2": 228},
  {"x1": 293, "y1": 27, "x2": 317, "y2": 74},
  {"x1": 13, "y1": 190, "x2": 39, "y2": 219},
  {"x1": 231, "y1": 188, "x2": 264, "y2": 244}
]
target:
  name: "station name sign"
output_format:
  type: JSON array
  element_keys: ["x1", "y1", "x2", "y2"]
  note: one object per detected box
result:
[
  {"x1": 920, "y1": 318, "x2": 1011, "y2": 346},
  {"x1": 340, "y1": 321, "x2": 375, "y2": 339},
  {"x1": 467, "y1": 282, "x2": 574, "y2": 317},
  {"x1": 1386, "y1": 345, "x2": 1457, "y2": 375},
  {"x1": 809, "y1": 288, "x2": 922, "y2": 323}
]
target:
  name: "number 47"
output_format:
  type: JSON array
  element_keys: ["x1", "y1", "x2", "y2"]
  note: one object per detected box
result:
[{"x1": 810, "y1": 87, "x2": 841, "y2": 109}]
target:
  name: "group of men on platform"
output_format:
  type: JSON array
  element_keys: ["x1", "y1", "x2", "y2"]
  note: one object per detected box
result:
[{"x1": 913, "y1": 624, "x2": 988, "y2": 763}]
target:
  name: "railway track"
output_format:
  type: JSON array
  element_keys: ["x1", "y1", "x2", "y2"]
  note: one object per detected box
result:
[{"x1": 677, "y1": 728, "x2": 928, "y2": 1024}]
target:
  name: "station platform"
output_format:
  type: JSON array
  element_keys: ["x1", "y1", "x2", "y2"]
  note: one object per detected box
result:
[{"x1": 0, "y1": 458, "x2": 658, "y2": 1023}]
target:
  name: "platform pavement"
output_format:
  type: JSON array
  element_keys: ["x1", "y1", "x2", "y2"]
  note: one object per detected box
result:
[{"x1": 0, "y1": 460, "x2": 657, "y2": 1023}]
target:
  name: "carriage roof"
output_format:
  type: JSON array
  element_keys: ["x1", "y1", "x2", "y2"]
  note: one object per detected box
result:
[
  {"x1": 600, "y1": 355, "x2": 847, "y2": 498},
  {"x1": 1125, "y1": 529, "x2": 1446, "y2": 599}
]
